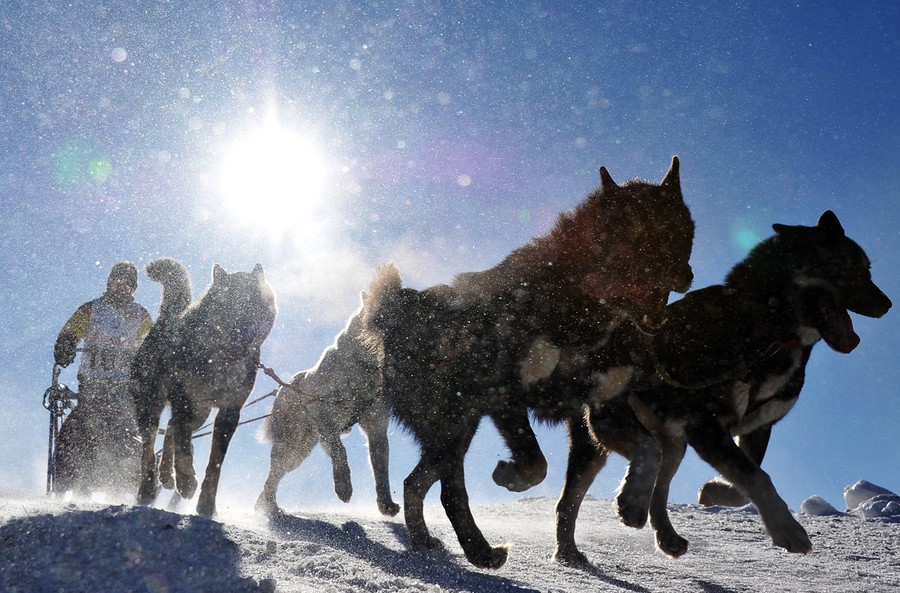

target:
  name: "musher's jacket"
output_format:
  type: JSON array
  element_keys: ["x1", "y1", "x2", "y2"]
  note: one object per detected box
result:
[{"x1": 55, "y1": 295, "x2": 153, "y2": 384}]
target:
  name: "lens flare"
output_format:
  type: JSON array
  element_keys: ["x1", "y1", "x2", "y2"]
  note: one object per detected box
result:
[{"x1": 732, "y1": 224, "x2": 760, "y2": 254}]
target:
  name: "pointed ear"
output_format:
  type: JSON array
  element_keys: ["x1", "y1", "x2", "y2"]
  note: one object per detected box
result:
[
  {"x1": 213, "y1": 264, "x2": 226, "y2": 283},
  {"x1": 599, "y1": 166, "x2": 618, "y2": 192},
  {"x1": 817, "y1": 210, "x2": 845, "y2": 236},
  {"x1": 252, "y1": 263, "x2": 265, "y2": 279},
  {"x1": 660, "y1": 156, "x2": 680, "y2": 189}
]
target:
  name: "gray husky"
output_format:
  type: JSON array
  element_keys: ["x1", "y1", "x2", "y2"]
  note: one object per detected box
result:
[
  {"x1": 255, "y1": 290, "x2": 399, "y2": 518},
  {"x1": 130, "y1": 258, "x2": 276, "y2": 517}
]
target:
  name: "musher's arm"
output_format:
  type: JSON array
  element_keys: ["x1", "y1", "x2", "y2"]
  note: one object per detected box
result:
[{"x1": 54, "y1": 302, "x2": 92, "y2": 367}]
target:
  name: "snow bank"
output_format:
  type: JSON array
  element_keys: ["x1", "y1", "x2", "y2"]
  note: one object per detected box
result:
[{"x1": 802, "y1": 480, "x2": 900, "y2": 519}]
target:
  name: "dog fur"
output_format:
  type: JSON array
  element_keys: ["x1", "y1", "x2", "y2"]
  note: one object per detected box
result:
[
  {"x1": 255, "y1": 291, "x2": 399, "y2": 518},
  {"x1": 130, "y1": 258, "x2": 276, "y2": 517},
  {"x1": 362, "y1": 158, "x2": 696, "y2": 569},
  {"x1": 551, "y1": 211, "x2": 891, "y2": 564}
]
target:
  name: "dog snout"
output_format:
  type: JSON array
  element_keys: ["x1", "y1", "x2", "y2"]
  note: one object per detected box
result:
[
  {"x1": 670, "y1": 264, "x2": 694, "y2": 294},
  {"x1": 850, "y1": 285, "x2": 892, "y2": 319}
]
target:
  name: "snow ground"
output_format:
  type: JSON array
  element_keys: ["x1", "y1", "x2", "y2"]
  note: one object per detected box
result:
[{"x1": 1, "y1": 481, "x2": 897, "y2": 593}]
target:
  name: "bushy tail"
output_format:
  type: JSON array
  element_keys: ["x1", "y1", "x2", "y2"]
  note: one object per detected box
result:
[
  {"x1": 256, "y1": 414, "x2": 274, "y2": 443},
  {"x1": 146, "y1": 258, "x2": 193, "y2": 322},
  {"x1": 360, "y1": 263, "x2": 403, "y2": 351}
]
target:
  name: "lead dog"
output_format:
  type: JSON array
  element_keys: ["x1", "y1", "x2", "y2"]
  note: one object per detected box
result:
[
  {"x1": 554, "y1": 211, "x2": 890, "y2": 563},
  {"x1": 255, "y1": 290, "x2": 399, "y2": 518},
  {"x1": 130, "y1": 258, "x2": 277, "y2": 517},
  {"x1": 363, "y1": 158, "x2": 695, "y2": 569}
]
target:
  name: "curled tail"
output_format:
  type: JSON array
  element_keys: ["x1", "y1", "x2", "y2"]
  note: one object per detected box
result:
[{"x1": 146, "y1": 258, "x2": 193, "y2": 322}]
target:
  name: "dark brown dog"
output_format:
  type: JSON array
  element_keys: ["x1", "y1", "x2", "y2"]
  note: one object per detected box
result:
[{"x1": 363, "y1": 158, "x2": 695, "y2": 569}]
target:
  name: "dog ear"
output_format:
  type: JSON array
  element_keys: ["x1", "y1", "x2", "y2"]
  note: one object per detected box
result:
[
  {"x1": 817, "y1": 210, "x2": 845, "y2": 237},
  {"x1": 599, "y1": 166, "x2": 618, "y2": 193},
  {"x1": 252, "y1": 263, "x2": 265, "y2": 279},
  {"x1": 213, "y1": 264, "x2": 227, "y2": 283},
  {"x1": 660, "y1": 155, "x2": 680, "y2": 190}
]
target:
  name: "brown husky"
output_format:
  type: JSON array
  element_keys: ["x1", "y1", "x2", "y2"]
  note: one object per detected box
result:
[{"x1": 363, "y1": 158, "x2": 695, "y2": 569}]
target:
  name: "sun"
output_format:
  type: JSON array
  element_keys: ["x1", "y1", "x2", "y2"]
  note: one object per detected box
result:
[{"x1": 219, "y1": 117, "x2": 327, "y2": 234}]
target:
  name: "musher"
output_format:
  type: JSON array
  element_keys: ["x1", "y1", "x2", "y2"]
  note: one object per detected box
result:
[{"x1": 52, "y1": 261, "x2": 153, "y2": 497}]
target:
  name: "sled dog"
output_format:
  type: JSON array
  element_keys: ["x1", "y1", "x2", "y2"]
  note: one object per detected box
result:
[
  {"x1": 255, "y1": 290, "x2": 399, "y2": 518},
  {"x1": 363, "y1": 158, "x2": 695, "y2": 569},
  {"x1": 130, "y1": 258, "x2": 276, "y2": 517},
  {"x1": 555, "y1": 211, "x2": 890, "y2": 563}
]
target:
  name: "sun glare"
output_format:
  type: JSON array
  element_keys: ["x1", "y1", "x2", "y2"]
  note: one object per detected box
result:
[{"x1": 219, "y1": 119, "x2": 327, "y2": 234}]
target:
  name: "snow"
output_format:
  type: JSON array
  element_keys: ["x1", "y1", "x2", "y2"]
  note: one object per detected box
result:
[{"x1": 1, "y1": 483, "x2": 897, "y2": 593}]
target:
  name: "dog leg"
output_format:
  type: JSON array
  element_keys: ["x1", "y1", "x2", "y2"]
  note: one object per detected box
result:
[
  {"x1": 403, "y1": 455, "x2": 443, "y2": 551},
  {"x1": 647, "y1": 433, "x2": 689, "y2": 557},
  {"x1": 687, "y1": 419, "x2": 812, "y2": 554},
  {"x1": 441, "y1": 458, "x2": 509, "y2": 569},
  {"x1": 158, "y1": 421, "x2": 176, "y2": 490},
  {"x1": 554, "y1": 417, "x2": 609, "y2": 566},
  {"x1": 134, "y1": 400, "x2": 165, "y2": 506},
  {"x1": 170, "y1": 408, "x2": 198, "y2": 503},
  {"x1": 490, "y1": 409, "x2": 548, "y2": 492},
  {"x1": 318, "y1": 420, "x2": 353, "y2": 503},
  {"x1": 196, "y1": 406, "x2": 240, "y2": 517},
  {"x1": 256, "y1": 418, "x2": 318, "y2": 516},
  {"x1": 698, "y1": 427, "x2": 770, "y2": 507},
  {"x1": 360, "y1": 402, "x2": 400, "y2": 517},
  {"x1": 615, "y1": 431, "x2": 660, "y2": 529}
]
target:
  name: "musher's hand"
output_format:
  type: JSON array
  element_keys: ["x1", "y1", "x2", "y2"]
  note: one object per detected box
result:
[{"x1": 54, "y1": 338, "x2": 77, "y2": 367}]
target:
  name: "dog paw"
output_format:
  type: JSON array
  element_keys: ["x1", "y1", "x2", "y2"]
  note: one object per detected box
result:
[
  {"x1": 196, "y1": 493, "x2": 216, "y2": 517},
  {"x1": 769, "y1": 519, "x2": 812, "y2": 554},
  {"x1": 176, "y1": 473, "x2": 197, "y2": 501},
  {"x1": 137, "y1": 481, "x2": 158, "y2": 506},
  {"x1": 553, "y1": 544, "x2": 590, "y2": 567},
  {"x1": 492, "y1": 460, "x2": 545, "y2": 493},
  {"x1": 656, "y1": 530, "x2": 689, "y2": 558},
  {"x1": 159, "y1": 470, "x2": 176, "y2": 491},
  {"x1": 616, "y1": 493, "x2": 649, "y2": 528},
  {"x1": 698, "y1": 480, "x2": 750, "y2": 507},
  {"x1": 334, "y1": 478, "x2": 353, "y2": 503},
  {"x1": 378, "y1": 499, "x2": 401, "y2": 517},
  {"x1": 255, "y1": 493, "x2": 281, "y2": 517},
  {"x1": 468, "y1": 545, "x2": 509, "y2": 570}
]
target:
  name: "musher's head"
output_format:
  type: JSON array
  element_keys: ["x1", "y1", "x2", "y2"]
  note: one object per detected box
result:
[{"x1": 107, "y1": 261, "x2": 138, "y2": 296}]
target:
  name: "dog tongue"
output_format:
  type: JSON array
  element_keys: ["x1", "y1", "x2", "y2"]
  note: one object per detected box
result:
[{"x1": 818, "y1": 293, "x2": 860, "y2": 354}]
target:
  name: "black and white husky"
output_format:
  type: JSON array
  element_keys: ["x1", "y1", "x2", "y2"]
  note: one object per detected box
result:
[{"x1": 554, "y1": 211, "x2": 890, "y2": 564}]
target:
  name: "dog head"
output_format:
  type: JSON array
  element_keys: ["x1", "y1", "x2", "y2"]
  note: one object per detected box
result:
[
  {"x1": 560, "y1": 156, "x2": 695, "y2": 322},
  {"x1": 732, "y1": 210, "x2": 891, "y2": 354},
  {"x1": 205, "y1": 263, "x2": 278, "y2": 353}
]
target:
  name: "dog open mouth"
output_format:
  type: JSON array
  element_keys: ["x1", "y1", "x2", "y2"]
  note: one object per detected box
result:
[{"x1": 807, "y1": 289, "x2": 860, "y2": 354}]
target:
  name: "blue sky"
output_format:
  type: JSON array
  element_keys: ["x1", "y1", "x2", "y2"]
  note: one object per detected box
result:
[{"x1": 1, "y1": 1, "x2": 898, "y2": 514}]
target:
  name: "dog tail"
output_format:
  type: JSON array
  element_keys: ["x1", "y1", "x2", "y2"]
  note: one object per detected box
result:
[
  {"x1": 360, "y1": 262, "x2": 403, "y2": 351},
  {"x1": 256, "y1": 413, "x2": 273, "y2": 443},
  {"x1": 146, "y1": 258, "x2": 193, "y2": 322}
]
